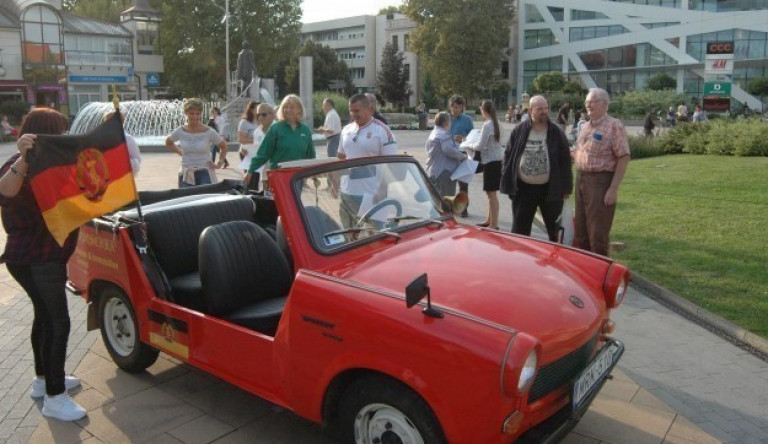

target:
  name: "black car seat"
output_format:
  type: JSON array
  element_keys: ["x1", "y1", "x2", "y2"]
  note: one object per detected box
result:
[{"x1": 199, "y1": 220, "x2": 292, "y2": 335}]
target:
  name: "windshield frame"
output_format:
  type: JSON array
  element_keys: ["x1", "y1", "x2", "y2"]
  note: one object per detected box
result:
[{"x1": 290, "y1": 155, "x2": 449, "y2": 256}]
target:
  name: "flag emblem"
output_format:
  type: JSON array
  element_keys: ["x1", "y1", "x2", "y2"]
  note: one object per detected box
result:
[{"x1": 75, "y1": 148, "x2": 110, "y2": 202}]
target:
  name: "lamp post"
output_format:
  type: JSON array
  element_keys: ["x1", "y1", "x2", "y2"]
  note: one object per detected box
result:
[{"x1": 213, "y1": 0, "x2": 231, "y2": 99}]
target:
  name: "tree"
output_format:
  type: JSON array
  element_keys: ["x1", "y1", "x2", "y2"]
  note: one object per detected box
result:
[
  {"x1": 377, "y1": 42, "x2": 409, "y2": 107},
  {"x1": 62, "y1": 0, "x2": 132, "y2": 22},
  {"x1": 155, "y1": 0, "x2": 301, "y2": 98},
  {"x1": 531, "y1": 72, "x2": 565, "y2": 93},
  {"x1": 747, "y1": 77, "x2": 768, "y2": 111},
  {"x1": 284, "y1": 41, "x2": 353, "y2": 95},
  {"x1": 647, "y1": 73, "x2": 677, "y2": 91},
  {"x1": 378, "y1": 5, "x2": 404, "y2": 15},
  {"x1": 421, "y1": 73, "x2": 440, "y2": 108},
  {"x1": 404, "y1": 0, "x2": 514, "y2": 100}
]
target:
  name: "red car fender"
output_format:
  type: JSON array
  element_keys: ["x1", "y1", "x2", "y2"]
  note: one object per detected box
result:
[{"x1": 281, "y1": 270, "x2": 518, "y2": 443}]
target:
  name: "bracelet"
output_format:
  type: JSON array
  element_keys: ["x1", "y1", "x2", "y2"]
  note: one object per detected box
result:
[{"x1": 9, "y1": 165, "x2": 27, "y2": 178}]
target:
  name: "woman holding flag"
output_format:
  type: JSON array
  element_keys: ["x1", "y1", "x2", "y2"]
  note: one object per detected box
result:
[{"x1": 0, "y1": 108, "x2": 87, "y2": 421}]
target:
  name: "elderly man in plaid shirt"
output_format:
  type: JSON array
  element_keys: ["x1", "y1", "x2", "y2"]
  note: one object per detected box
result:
[{"x1": 572, "y1": 88, "x2": 630, "y2": 256}]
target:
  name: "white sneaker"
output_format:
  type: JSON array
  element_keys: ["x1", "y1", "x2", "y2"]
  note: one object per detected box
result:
[
  {"x1": 30, "y1": 376, "x2": 81, "y2": 399},
  {"x1": 42, "y1": 392, "x2": 87, "y2": 421}
]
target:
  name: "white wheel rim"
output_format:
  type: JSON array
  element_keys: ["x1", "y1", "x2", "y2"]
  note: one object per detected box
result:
[
  {"x1": 103, "y1": 297, "x2": 136, "y2": 357},
  {"x1": 354, "y1": 403, "x2": 425, "y2": 444}
]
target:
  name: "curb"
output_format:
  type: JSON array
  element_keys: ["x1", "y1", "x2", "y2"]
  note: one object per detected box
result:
[{"x1": 630, "y1": 273, "x2": 768, "y2": 357}]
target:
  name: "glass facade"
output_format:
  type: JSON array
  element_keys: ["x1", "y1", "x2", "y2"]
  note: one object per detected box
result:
[
  {"x1": 64, "y1": 35, "x2": 132, "y2": 67},
  {"x1": 525, "y1": 29, "x2": 558, "y2": 49},
  {"x1": 570, "y1": 26, "x2": 629, "y2": 42},
  {"x1": 523, "y1": 56, "x2": 562, "y2": 91}
]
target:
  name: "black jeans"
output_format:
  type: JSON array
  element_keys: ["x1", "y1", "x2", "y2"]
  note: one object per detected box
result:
[
  {"x1": 511, "y1": 181, "x2": 564, "y2": 242},
  {"x1": 7, "y1": 261, "x2": 70, "y2": 396}
]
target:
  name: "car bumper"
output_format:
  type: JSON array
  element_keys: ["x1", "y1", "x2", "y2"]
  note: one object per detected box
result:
[{"x1": 515, "y1": 337, "x2": 625, "y2": 444}]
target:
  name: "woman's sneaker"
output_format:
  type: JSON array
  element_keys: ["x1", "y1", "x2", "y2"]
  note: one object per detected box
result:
[
  {"x1": 42, "y1": 393, "x2": 87, "y2": 421},
  {"x1": 30, "y1": 376, "x2": 81, "y2": 399}
]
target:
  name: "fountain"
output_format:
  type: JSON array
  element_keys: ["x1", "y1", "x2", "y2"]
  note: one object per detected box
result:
[
  {"x1": 70, "y1": 89, "x2": 324, "y2": 153},
  {"x1": 70, "y1": 100, "x2": 186, "y2": 151}
]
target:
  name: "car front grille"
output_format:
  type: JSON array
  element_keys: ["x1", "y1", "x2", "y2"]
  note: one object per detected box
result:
[{"x1": 527, "y1": 334, "x2": 599, "y2": 404}]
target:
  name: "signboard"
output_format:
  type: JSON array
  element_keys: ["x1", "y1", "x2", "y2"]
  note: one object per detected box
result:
[
  {"x1": 704, "y1": 59, "x2": 734, "y2": 73},
  {"x1": 69, "y1": 75, "x2": 128, "y2": 83},
  {"x1": 704, "y1": 82, "x2": 731, "y2": 96},
  {"x1": 703, "y1": 96, "x2": 730, "y2": 112},
  {"x1": 146, "y1": 73, "x2": 160, "y2": 87},
  {"x1": 706, "y1": 41, "x2": 734, "y2": 55}
]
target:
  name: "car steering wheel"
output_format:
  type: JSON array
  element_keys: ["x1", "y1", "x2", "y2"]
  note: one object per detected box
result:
[{"x1": 356, "y1": 199, "x2": 403, "y2": 229}]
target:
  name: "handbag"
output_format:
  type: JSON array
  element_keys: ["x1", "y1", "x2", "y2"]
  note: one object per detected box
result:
[{"x1": 473, "y1": 150, "x2": 484, "y2": 173}]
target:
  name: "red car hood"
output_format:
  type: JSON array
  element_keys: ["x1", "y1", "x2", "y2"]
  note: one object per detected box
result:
[{"x1": 330, "y1": 226, "x2": 611, "y2": 358}]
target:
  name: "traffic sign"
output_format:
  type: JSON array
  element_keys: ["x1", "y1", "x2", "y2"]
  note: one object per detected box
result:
[{"x1": 704, "y1": 82, "x2": 731, "y2": 96}]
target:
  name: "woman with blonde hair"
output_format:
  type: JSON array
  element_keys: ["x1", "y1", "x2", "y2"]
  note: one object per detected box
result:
[
  {"x1": 165, "y1": 98, "x2": 228, "y2": 187},
  {"x1": 464, "y1": 100, "x2": 503, "y2": 229},
  {"x1": 245, "y1": 94, "x2": 315, "y2": 184}
]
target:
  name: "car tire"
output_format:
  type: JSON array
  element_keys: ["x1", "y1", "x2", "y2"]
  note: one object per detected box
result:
[
  {"x1": 98, "y1": 286, "x2": 159, "y2": 373},
  {"x1": 335, "y1": 375, "x2": 447, "y2": 444}
]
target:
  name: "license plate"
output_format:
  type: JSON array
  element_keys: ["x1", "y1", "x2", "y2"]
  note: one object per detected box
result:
[{"x1": 572, "y1": 342, "x2": 620, "y2": 411}]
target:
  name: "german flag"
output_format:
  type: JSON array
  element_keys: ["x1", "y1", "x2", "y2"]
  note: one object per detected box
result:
[{"x1": 27, "y1": 113, "x2": 137, "y2": 246}]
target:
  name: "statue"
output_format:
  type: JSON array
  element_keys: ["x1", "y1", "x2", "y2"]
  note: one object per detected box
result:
[{"x1": 236, "y1": 41, "x2": 258, "y2": 97}]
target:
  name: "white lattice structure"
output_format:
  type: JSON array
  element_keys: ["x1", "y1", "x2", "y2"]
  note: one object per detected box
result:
[{"x1": 517, "y1": 0, "x2": 768, "y2": 109}]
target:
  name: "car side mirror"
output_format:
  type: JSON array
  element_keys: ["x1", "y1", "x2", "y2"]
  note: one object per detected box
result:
[{"x1": 405, "y1": 273, "x2": 443, "y2": 319}]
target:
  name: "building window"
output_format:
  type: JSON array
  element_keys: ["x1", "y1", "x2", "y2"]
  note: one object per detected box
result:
[
  {"x1": 404, "y1": 34, "x2": 409, "y2": 52},
  {"x1": 403, "y1": 63, "x2": 410, "y2": 80},
  {"x1": 524, "y1": 29, "x2": 558, "y2": 49},
  {"x1": 392, "y1": 35, "x2": 399, "y2": 51},
  {"x1": 65, "y1": 36, "x2": 132, "y2": 67},
  {"x1": 136, "y1": 20, "x2": 160, "y2": 55},
  {"x1": 547, "y1": 7, "x2": 564, "y2": 21},
  {"x1": 570, "y1": 9, "x2": 608, "y2": 20},
  {"x1": 525, "y1": 4, "x2": 545, "y2": 23},
  {"x1": 22, "y1": 5, "x2": 63, "y2": 65}
]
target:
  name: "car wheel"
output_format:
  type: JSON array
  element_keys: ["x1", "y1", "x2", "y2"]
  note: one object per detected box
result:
[
  {"x1": 98, "y1": 286, "x2": 159, "y2": 373},
  {"x1": 336, "y1": 376, "x2": 447, "y2": 444}
]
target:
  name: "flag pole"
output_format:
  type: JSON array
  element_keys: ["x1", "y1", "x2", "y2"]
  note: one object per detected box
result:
[{"x1": 111, "y1": 86, "x2": 145, "y2": 224}]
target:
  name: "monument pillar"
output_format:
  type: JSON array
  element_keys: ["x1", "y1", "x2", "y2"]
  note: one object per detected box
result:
[{"x1": 299, "y1": 56, "x2": 313, "y2": 123}]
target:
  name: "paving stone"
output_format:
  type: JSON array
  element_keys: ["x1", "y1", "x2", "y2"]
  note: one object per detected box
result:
[
  {"x1": 664, "y1": 416, "x2": 723, "y2": 444},
  {"x1": 27, "y1": 417, "x2": 93, "y2": 444},
  {"x1": 572, "y1": 397, "x2": 676, "y2": 444},
  {"x1": 168, "y1": 415, "x2": 235, "y2": 444},
  {"x1": 185, "y1": 382, "x2": 273, "y2": 429},
  {"x1": 561, "y1": 432, "x2": 602, "y2": 444},
  {"x1": 76, "y1": 365, "x2": 154, "y2": 402},
  {"x1": 210, "y1": 409, "x2": 334, "y2": 444},
  {"x1": 81, "y1": 387, "x2": 203, "y2": 443}
]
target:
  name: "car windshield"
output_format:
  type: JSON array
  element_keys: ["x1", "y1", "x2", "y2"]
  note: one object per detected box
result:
[{"x1": 295, "y1": 159, "x2": 447, "y2": 251}]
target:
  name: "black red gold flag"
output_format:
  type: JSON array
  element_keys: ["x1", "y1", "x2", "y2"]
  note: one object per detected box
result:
[{"x1": 26, "y1": 114, "x2": 137, "y2": 246}]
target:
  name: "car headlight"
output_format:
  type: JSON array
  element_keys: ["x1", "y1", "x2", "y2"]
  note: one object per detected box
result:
[
  {"x1": 501, "y1": 334, "x2": 540, "y2": 398},
  {"x1": 604, "y1": 264, "x2": 631, "y2": 308},
  {"x1": 517, "y1": 350, "x2": 537, "y2": 394}
]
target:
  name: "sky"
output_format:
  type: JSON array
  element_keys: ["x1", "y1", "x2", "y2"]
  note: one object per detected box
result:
[{"x1": 301, "y1": 0, "x2": 403, "y2": 23}]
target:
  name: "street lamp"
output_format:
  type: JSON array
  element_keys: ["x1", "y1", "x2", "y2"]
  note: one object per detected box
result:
[{"x1": 212, "y1": 0, "x2": 231, "y2": 99}]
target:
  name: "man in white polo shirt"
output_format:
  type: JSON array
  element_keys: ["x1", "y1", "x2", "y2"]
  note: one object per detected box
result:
[{"x1": 336, "y1": 93, "x2": 398, "y2": 226}]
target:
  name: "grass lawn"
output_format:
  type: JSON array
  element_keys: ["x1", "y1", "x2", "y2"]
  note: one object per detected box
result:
[{"x1": 611, "y1": 155, "x2": 768, "y2": 337}]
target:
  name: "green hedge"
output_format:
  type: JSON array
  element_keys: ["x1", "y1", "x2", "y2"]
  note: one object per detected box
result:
[
  {"x1": 312, "y1": 91, "x2": 349, "y2": 128},
  {"x1": 631, "y1": 119, "x2": 768, "y2": 157}
]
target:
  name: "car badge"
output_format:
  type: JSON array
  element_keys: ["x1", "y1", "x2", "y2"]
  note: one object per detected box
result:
[{"x1": 569, "y1": 295, "x2": 584, "y2": 309}]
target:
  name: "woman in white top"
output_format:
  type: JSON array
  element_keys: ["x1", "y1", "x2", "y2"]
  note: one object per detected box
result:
[
  {"x1": 241, "y1": 103, "x2": 275, "y2": 189},
  {"x1": 464, "y1": 100, "x2": 504, "y2": 229},
  {"x1": 237, "y1": 101, "x2": 259, "y2": 164},
  {"x1": 165, "y1": 98, "x2": 228, "y2": 188}
]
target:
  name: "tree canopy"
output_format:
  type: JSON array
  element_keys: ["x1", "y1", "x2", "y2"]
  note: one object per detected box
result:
[
  {"x1": 65, "y1": 0, "x2": 302, "y2": 98},
  {"x1": 404, "y1": 0, "x2": 514, "y2": 100},
  {"x1": 284, "y1": 40, "x2": 353, "y2": 96},
  {"x1": 646, "y1": 73, "x2": 677, "y2": 91},
  {"x1": 62, "y1": 0, "x2": 132, "y2": 23},
  {"x1": 531, "y1": 72, "x2": 565, "y2": 93},
  {"x1": 747, "y1": 77, "x2": 768, "y2": 101},
  {"x1": 377, "y1": 42, "x2": 409, "y2": 107}
]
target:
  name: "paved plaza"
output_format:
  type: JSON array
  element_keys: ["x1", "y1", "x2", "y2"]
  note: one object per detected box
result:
[{"x1": 1, "y1": 124, "x2": 767, "y2": 443}]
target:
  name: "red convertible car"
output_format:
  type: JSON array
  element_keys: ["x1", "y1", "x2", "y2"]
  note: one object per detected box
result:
[{"x1": 67, "y1": 156, "x2": 628, "y2": 444}]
